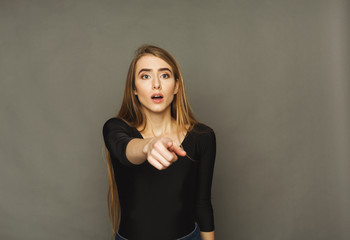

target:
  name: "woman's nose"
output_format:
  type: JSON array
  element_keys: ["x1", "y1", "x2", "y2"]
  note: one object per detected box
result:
[{"x1": 152, "y1": 77, "x2": 161, "y2": 89}]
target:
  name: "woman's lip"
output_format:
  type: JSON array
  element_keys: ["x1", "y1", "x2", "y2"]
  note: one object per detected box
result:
[
  {"x1": 152, "y1": 98, "x2": 164, "y2": 103},
  {"x1": 151, "y1": 93, "x2": 164, "y2": 98}
]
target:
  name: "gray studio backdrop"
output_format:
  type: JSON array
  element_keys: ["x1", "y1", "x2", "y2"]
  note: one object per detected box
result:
[{"x1": 1, "y1": 0, "x2": 349, "y2": 239}]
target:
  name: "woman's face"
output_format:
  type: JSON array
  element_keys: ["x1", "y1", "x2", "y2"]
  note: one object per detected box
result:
[{"x1": 134, "y1": 55, "x2": 179, "y2": 114}]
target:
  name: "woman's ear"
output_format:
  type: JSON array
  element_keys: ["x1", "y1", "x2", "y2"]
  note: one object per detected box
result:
[
  {"x1": 133, "y1": 88, "x2": 137, "y2": 95},
  {"x1": 174, "y1": 79, "x2": 179, "y2": 94}
]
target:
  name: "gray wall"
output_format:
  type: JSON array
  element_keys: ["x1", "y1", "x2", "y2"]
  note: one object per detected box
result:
[{"x1": 1, "y1": 0, "x2": 349, "y2": 239}]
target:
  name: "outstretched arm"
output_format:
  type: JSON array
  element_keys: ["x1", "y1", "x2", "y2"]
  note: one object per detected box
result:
[
  {"x1": 103, "y1": 118, "x2": 150, "y2": 166},
  {"x1": 103, "y1": 118, "x2": 186, "y2": 168}
]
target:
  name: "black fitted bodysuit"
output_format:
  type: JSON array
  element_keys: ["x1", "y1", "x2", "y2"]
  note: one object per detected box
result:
[{"x1": 102, "y1": 117, "x2": 216, "y2": 240}]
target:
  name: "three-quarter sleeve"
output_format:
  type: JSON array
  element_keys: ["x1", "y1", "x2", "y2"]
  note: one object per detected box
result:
[
  {"x1": 102, "y1": 118, "x2": 137, "y2": 167},
  {"x1": 194, "y1": 127, "x2": 216, "y2": 232}
]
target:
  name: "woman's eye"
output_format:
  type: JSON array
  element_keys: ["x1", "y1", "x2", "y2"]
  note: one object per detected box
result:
[
  {"x1": 141, "y1": 75, "x2": 150, "y2": 79},
  {"x1": 161, "y1": 73, "x2": 170, "y2": 79}
]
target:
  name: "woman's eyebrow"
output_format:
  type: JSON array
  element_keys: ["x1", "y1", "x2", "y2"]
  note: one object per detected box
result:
[
  {"x1": 158, "y1": 68, "x2": 172, "y2": 73},
  {"x1": 138, "y1": 68, "x2": 172, "y2": 75},
  {"x1": 138, "y1": 68, "x2": 151, "y2": 75}
]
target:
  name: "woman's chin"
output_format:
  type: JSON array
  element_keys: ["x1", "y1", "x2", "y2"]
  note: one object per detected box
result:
[{"x1": 142, "y1": 105, "x2": 171, "y2": 114}]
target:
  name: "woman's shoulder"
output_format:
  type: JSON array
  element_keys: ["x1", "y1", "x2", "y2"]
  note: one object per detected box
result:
[
  {"x1": 192, "y1": 122, "x2": 216, "y2": 151},
  {"x1": 192, "y1": 121, "x2": 215, "y2": 135},
  {"x1": 103, "y1": 117, "x2": 133, "y2": 130}
]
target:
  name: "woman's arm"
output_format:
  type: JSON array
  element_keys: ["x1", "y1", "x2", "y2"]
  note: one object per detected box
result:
[
  {"x1": 194, "y1": 126, "x2": 216, "y2": 237},
  {"x1": 103, "y1": 118, "x2": 186, "y2": 168},
  {"x1": 200, "y1": 231, "x2": 215, "y2": 240},
  {"x1": 125, "y1": 138, "x2": 152, "y2": 165},
  {"x1": 103, "y1": 118, "x2": 149, "y2": 166}
]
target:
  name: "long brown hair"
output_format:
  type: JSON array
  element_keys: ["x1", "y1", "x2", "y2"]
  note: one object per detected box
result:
[{"x1": 103, "y1": 44, "x2": 202, "y2": 237}]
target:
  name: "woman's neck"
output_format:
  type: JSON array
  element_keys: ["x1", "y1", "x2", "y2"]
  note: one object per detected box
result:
[{"x1": 139, "y1": 108, "x2": 176, "y2": 137}]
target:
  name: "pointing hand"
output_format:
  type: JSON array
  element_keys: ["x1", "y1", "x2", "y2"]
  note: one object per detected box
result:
[{"x1": 144, "y1": 137, "x2": 187, "y2": 170}]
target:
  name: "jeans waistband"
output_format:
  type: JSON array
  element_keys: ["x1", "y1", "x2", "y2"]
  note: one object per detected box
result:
[
  {"x1": 116, "y1": 222, "x2": 200, "y2": 240},
  {"x1": 176, "y1": 222, "x2": 199, "y2": 240}
]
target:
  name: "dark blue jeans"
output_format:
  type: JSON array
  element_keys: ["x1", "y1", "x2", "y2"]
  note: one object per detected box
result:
[{"x1": 115, "y1": 222, "x2": 202, "y2": 240}]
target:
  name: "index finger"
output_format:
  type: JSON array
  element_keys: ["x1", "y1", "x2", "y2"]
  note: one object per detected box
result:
[{"x1": 169, "y1": 144, "x2": 187, "y2": 157}]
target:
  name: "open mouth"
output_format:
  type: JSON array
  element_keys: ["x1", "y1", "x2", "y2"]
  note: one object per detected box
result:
[
  {"x1": 151, "y1": 95, "x2": 163, "y2": 99},
  {"x1": 151, "y1": 93, "x2": 164, "y2": 99},
  {"x1": 151, "y1": 94, "x2": 164, "y2": 103}
]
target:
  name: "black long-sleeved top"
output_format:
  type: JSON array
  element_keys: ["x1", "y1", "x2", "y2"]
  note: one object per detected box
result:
[{"x1": 102, "y1": 117, "x2": 216, "y2": 240}]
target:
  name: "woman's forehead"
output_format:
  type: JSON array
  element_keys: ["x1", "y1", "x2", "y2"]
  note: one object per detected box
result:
[{"x1": 136, "y1": 55, "x2": 172, "y2": 71}]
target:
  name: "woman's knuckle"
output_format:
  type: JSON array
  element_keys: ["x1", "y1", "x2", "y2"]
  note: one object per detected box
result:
[
  {"x1": 153, "y1": 143, "x2": 159, "y2": 150},
  {"x1": 151, "y1": 149, "x2": 157, "y2": 156},
  {"x1": 153, "y1": 141, "x2": 160, "y2": 148}
]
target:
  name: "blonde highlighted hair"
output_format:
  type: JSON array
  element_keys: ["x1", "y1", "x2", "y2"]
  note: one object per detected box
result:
[{"x1": 103, "y1": 44, "x2": 202, "y2": 238}]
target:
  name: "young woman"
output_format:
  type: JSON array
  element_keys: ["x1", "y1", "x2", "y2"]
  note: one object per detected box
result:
[{"x1": 102, "y1": 44, "x2": 216, "y2": 240}]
